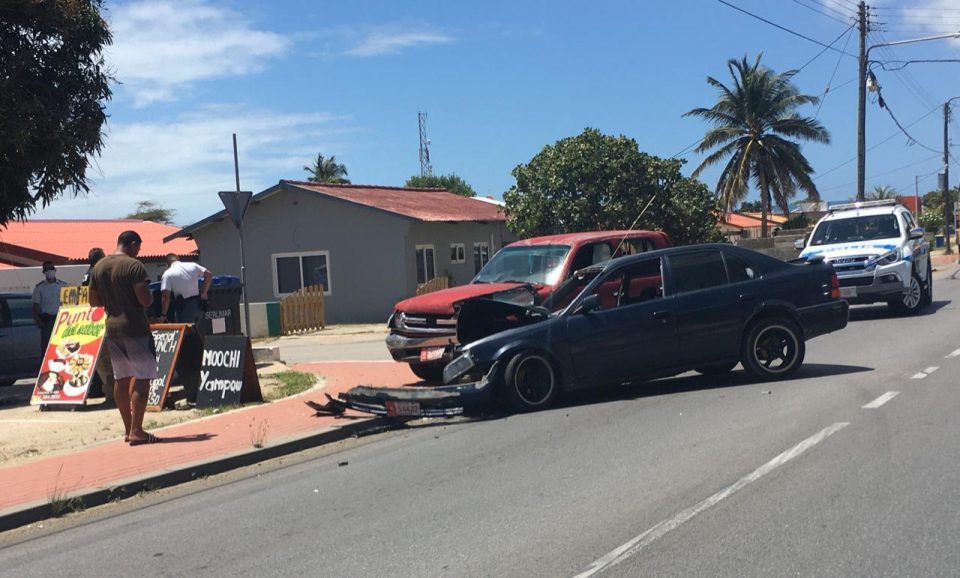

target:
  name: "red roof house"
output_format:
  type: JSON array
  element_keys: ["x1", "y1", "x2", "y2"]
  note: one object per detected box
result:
[
  {"x1": 166, "y1": 181, "x2": 514, "y2": 323},
  {"x1": 0, "y1": 219, "x2": 197, "y2": 267}
]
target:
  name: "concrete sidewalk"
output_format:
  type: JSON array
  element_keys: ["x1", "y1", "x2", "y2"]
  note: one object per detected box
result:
[{"x1": 0, "y1": 361, "x2": 418, "y2": 532}]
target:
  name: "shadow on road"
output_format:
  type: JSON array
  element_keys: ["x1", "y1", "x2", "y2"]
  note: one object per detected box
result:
[{"x1": 848, "y1": 299, "x2": 951, "y2": 322}]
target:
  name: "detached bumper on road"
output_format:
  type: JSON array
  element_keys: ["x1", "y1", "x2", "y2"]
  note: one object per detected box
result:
[
  {"x1": 319, "y1": 369, "x2": 496, "y2": 418},
  {"x1": 798, "y1": 299, "x2": 849, "y2": 340}
]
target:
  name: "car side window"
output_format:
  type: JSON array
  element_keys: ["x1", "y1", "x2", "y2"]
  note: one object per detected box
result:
[
  {"x1": 723, "y1": 253, "x2": 756, "y2": 283},
  {"x1": 7, "y1": 297, "x2": 34, "y2": 327},
  {"x1": 668, "y1": 251, "x2": 728, "y2": 295},
  {"x1": 614, "y1": 237, "x2": 655, "y2": 257},
  {"x1": 618, "y1": 258, "x2": 664, "y2": 306}
]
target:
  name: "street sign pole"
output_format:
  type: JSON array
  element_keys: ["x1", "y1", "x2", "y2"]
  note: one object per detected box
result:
[{"x1": 220, "y1": 134, "x2": 253, "y2": 337}]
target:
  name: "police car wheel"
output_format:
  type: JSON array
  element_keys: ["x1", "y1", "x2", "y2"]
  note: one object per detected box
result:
[
  {"x1": 921, "y1": 261, "x2": 933, "y2": 306},
  {"x1": 890, "y1": 272, "x2": 923, "y2": 316}
]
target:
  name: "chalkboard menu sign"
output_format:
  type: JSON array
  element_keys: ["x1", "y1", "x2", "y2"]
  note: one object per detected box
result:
[
  {"x1": 147, "y1": 324, "x2": 187, "y2": 411},
  {"x1": 195, "y1": 335, "x2": 262, "y2": 409}
]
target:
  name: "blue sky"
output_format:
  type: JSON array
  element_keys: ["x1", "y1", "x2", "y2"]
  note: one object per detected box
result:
[{"x1": 34, "y1": 0, "x2": 960, "y2": 226}]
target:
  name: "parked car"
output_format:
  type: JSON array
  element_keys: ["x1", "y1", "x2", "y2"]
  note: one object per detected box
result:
[
  {"x1": 439, "y1": 243, "x2": 849, "y2": 412},
  {"x1": 386, "y1": 230, "x2": 672, "y2": 381},
  {"x1": 796, "y1": 199, "x2": 932, "y2": 315},
  {"x1": 0, "y1": 293, "x2": 41, "y2": 386}
]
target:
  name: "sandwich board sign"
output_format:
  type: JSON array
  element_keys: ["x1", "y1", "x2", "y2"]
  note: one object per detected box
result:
[
  {"x1": 195, "y1": 335, "x2": 262, "y2": 409},
  {"x1": 146, "y1": 324, "x2": 188, "y2": 412},
  {"x1": 31, "y1": 306, "x2": 106, "y2": 406}
]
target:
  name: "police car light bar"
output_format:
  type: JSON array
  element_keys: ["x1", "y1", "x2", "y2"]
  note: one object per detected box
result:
[{"x1": 828, "y1": 199, "x2": 898, "y2": 213}]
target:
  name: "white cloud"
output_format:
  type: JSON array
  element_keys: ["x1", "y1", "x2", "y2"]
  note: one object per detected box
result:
[
  {"x1": 35, "y1": 107, "x2": 358, "y2": 225},
  {"x1": 888, "y1": 1, "x2": 960, "y2": 38},
  {"x1": 107, "y1": 0, "x2": 288, "y2": 106},
  {"x1": 345, "y1": 28, "x2": 455, "y2": 57}
]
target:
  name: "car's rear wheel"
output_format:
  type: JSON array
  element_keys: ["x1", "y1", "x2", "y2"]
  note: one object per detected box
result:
[
  {"x1": 888, "y1": 271, "x2": 923, "y2": 315},
  {"x1": 695, "y1": 362, "x2": 738, "y2": 376},
  {"x1": 502, "y1": 351, "x2": 558, "y2": 412},
  {"x1": 741, "y1": 318, "x2": 805, "y2": 380},
  {"x1": 921, "y1": 260, "x2": 933, "y2": 306},
  {"x1": 409, "y1": 362, "x2": 444, "y2": 383}
]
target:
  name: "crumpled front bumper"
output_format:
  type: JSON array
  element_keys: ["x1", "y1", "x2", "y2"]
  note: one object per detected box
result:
[{"x1": 322, "y1": 363, "x2": 498, "y2": 417}]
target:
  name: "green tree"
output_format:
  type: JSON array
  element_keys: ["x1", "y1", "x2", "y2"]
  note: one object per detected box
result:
[
  {"x1": 868, "y1": 185, "x2": 898, "y2": 200},
  {"x1": 303, "y1": 154, "x2": 350, "y2": 184},
  {"x1": 405, "y1": 173, "x2": 477, "y2": 197},
  {"x1": 684, "y1": 54, "x2": 830, "y2": 237},
  {"x1": 738, "y1": 200, "x2": 762, "y2": 212},
  {"x1": 126, "y1": 201, "x2": 175, "y2": 225},
  {"x1": 502, "y1": 128, "x2": 723, "y2": 246},
  {"x1": 0, "y1": 0, "x2": 113, "y2": 226}
]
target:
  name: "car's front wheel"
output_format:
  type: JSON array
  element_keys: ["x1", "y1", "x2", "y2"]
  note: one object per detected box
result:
[
  {"x1": 409, "y1": 362, "x2": 445, "y2": 383},
  {"x1": 889, "y1": 271, "x2": 924, "y2": 315},
  {"x1": 741, "y1": 318, "x2": 805, "y2": 380},
  {"x1": 502, "y1": 351, "x2": 559, "y2": 412}
]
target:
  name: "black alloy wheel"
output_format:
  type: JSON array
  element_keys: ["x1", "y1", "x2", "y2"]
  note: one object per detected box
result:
[
  {"x1": 741, "y1": 318, "x2": 805, "y2": 380},
  {"x1": 502, "y1": 351, "x2": 558, "y2": 412}
]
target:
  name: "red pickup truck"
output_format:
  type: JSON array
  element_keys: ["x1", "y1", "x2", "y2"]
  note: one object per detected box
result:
[{"x1": 386, "y1": 230, "x2": 672, "y2": 381}]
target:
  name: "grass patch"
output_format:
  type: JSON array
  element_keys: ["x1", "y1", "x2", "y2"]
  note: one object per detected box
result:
[
  {"x1": 265, "y1": 371, "x2": 316, "y2": 401},
  {"x1": 48, "y1": 465, "x2": 85, "y2": 517}
]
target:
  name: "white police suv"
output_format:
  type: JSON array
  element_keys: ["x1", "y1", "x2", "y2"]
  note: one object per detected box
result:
[{"x1": 797, "y1": 199, "x2": 932, "y2": 315}]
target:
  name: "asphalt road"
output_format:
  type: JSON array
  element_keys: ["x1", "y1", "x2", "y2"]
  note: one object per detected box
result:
[{"x1": 2, "y1": 275, "x2": 960, "y2": 577}]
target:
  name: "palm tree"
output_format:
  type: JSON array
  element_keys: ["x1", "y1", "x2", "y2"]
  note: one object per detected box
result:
[
  {"x1": 303, "y1": 154, "x2": 350, "y2": 184},
  {"x1": 684, "y1": 55, "x2": 830, "y2": 237},
  {"x1": 868, "y1": 185, "x2": 897, "y2": 200}
]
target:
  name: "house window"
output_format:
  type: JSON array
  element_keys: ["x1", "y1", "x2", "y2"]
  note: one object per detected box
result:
[
  {"x1": 473, "y1": 242, "x2": 490, "y2": 274},
  {"x1": 450, "y1": 243, "x2": 466, "y2": 264},
  {"x1": 272, "y1": 251, "x2": 331, "y2": 297},
  {"x1": 416, "y1": 245, "x2": 436, "y2": 284}
]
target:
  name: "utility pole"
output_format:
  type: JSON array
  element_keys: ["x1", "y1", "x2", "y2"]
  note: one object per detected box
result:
[
  {"x1": 945, "y1": 103, "x2": 953, "y2": 254},
  {"x1": 856, "y1": 0, "x2": 868, "y2": 202}
]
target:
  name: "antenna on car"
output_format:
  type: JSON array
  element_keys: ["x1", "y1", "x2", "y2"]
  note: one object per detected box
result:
[{"x1": 608, "y1": 193, "x2": 658, "y2": 266}]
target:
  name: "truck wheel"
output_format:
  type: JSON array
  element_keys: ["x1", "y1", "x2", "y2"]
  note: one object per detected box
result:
[
  {"x1": 409, "y1": 363, "x2": 445, "y2": 383},
  {"x1": 695, "y1": 362, "x2": 738, "y2": 376},
  {"x1": 502, "y1": 351, "x2": 558, "y2": 412},
  {"x1": 889, "y1": 271, "x2": 923, "y2": 316},
  {"x1": 741, "y1": 318, "x2": 805, "y2": 381},
  {"x1": 921, "y1": 261, "x2": 933, "y2": 306}
]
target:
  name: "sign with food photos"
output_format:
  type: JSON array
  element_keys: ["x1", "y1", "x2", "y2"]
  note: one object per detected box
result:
[{"x1": 30, "y1": 306, "x2": 106, "y2": 405}]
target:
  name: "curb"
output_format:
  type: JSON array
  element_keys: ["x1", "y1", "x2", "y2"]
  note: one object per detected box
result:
[{"x1": 0, "y1": 415, "x2": 399, "y2": 534}]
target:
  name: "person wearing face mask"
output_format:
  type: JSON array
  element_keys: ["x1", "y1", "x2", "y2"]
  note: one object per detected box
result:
[{"x1": 32, "y1": 261, "x2": 69, "y2": 356}]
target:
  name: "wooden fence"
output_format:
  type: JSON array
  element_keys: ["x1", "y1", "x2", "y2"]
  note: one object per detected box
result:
[
  {"x1": 280, "y1": 285, "x2": 326, "y2": 334},
  {"x1": 415, "y1": 277, "x2": 450, "y2": 296}
]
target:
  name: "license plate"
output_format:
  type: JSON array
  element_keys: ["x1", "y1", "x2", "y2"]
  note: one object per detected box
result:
[
  {"x1": 419, "y1": 347, "x2": 444, "y2": 362},
  {"x1": 840, "y1": 287, "x2": 857, "y2": 298},
  {"x1": 386, "y1": 401, "x2": 422, "y2": 417}
]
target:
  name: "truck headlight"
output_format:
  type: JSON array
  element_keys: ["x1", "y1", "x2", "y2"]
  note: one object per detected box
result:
[
  {"x1": 872, "y1": 248, "x2": 901, "y2": 267},
  {"x1": 443, "y1": 352, "x2": 475, "y2": 383}
]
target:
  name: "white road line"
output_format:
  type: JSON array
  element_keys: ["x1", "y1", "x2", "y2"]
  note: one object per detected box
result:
[
  {"x1": 924, "y1": 366, "x2": 940, "y2": 375},
  {"x1": 573, "y1": 422, "x2": 850, "y2": 578},
  {"x1": 862, "y1": 391, "x2": 899, "y2": 409},
  {"x1": 912, "y1": 372, "x2": 928, "y2": 379},
  {"x1": 946, "y1": 349, "x2": 960, "y2": 359}
]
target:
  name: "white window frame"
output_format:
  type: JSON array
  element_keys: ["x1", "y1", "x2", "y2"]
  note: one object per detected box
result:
[
  {"x1": 450, "y1": 243, "x2": 466, "y2": 264},
  {"x1": 271, "y1": 250, "x2": 332, "y2": 298},
  {"x1": 473, "y1": 242, "x2": 491, "y2": 274},
  {"x1": 416, "y1": 244, "x2": 437, "y2": 284}
]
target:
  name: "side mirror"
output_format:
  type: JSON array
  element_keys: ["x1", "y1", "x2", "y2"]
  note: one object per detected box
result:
[
  {"x1": 793, "y1": 237, "x2": 807, "y2": 250},
  {"x1": 578, "y1": 294, "x2": 601, "y2": 314},
  {"x1": 909, "y1": 226, "x2": 925, "y2": 240}
]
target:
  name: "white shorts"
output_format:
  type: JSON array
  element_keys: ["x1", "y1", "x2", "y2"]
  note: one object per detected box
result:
[{"x1": 107, "y1": 336, "x2": 159, "y2": 381}]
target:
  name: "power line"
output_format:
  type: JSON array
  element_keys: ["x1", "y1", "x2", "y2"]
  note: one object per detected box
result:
[
  {"x1": 813, "y1": 24, "x2": 855, "y2": 118},
  {"x1": 797, "y1": 23, "x2": 857, "y2": 73},
  {"x1": 716, "y1": 0, "x2": 857, "y2": 58},
  {"x1": 792, "y1": 0, "x2": 852, "y2": 25},
  {"x1": 875, "y1": 88, "x2": 941, "y2": 154}
]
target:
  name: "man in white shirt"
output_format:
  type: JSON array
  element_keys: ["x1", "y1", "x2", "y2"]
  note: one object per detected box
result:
[
  {"x1": 32, "y1": 261, "x2": 69, "y2": 355},
  {"x1": 159, "y1": 254, "x2": 212, "y2": 325}
]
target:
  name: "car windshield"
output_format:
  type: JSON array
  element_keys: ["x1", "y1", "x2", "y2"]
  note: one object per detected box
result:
[
  {"x1": 809, "y1": 214, "x2": 901, "y2": 245},
  {"x1": 474, "y1": 245, "x2": 571, "y2": 285}
]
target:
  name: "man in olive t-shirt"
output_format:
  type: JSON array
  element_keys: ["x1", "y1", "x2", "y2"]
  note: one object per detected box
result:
[{"x1": 89, "y1": 231, "x2": 161, "y2": 446}]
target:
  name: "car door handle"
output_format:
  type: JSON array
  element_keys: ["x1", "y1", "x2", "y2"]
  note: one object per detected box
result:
[{"x1": 739, "y1": 293, "x2": 757, "y2": 302}]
